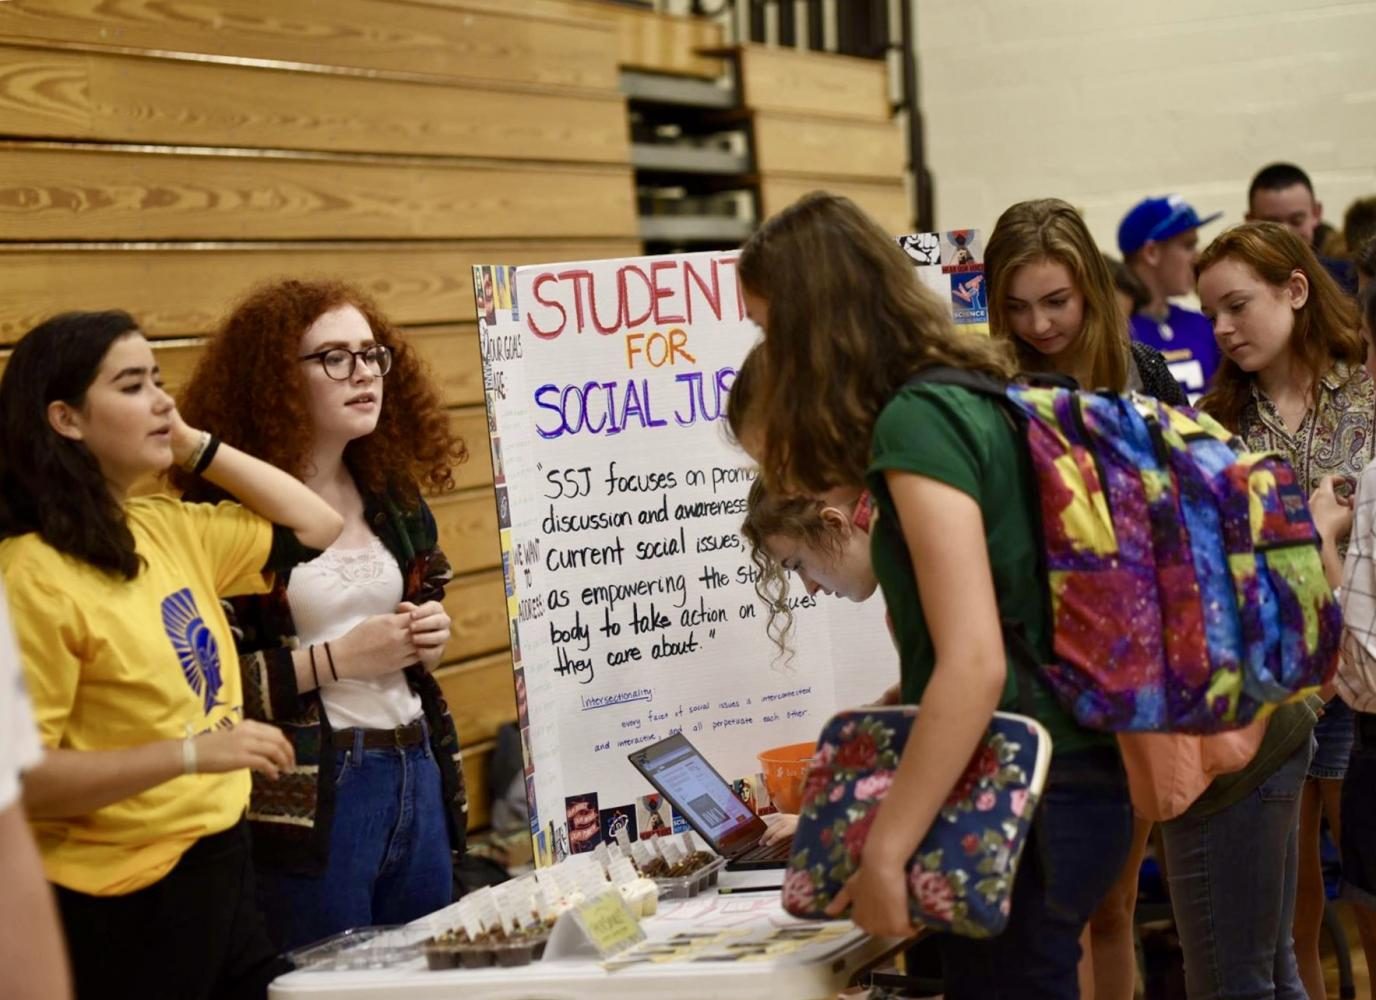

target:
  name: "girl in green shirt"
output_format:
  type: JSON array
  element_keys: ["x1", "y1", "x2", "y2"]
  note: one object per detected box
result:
[{"x1": 734, "y1": 191, "x2": 1132, "y2": 997}]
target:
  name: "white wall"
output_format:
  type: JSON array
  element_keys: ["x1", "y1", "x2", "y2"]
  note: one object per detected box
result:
[{"x1": 915, "y1": 0, "x2": 1376, "y2": 254}]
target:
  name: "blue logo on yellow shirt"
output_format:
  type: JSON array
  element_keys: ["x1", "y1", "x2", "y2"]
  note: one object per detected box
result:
[{"x1": 161, "y1": 588, "x2": 223, "y2": 714}]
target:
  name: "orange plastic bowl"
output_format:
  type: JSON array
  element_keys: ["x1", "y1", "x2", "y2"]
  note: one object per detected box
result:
[{"x1": 758, "y1": 741, "x2": 817, "y2": 814}]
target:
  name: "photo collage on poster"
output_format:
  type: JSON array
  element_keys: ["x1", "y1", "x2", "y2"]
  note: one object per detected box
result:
[
  {"x1": 898, "y1": 228, "x2": 988, "y2": 333},
  {"x1": 473, "y1": 263, "x2": 537, "y2": 849}
]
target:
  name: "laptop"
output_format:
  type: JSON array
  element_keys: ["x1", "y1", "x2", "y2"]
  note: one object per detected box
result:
[{"x1": 627, "y1": 732, "x2": 790, "y2": 871}]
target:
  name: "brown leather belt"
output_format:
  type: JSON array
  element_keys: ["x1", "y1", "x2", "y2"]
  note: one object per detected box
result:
[{"x1": 332, "y1": 720, "x2": 426, "y2": 751}]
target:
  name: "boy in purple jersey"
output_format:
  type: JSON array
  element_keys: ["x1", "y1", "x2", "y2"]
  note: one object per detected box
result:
[{"x1": 1120, "y1": 195, "x2": 1223, "y2": 401}]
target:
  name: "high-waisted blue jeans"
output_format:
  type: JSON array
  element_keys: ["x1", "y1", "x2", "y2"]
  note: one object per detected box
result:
[
  {"x1": 258, "y1": 734, "x2": 453, "y2": 952},
  {"x1": 1160, "y1": 735, "x2": 1312, "y2": 1000}
]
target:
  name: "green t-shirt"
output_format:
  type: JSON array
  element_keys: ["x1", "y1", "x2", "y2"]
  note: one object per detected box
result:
[{"x1": 866, "y1": 382, "x2": 1114, "y2": 756}]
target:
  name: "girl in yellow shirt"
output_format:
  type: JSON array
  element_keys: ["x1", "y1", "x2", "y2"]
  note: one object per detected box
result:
[{"x1": 0, "y1": 310, "x2": 342, "y2": 1000}]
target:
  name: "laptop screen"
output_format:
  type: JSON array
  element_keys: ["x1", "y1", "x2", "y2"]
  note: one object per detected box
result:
[{"x1": 628, "y1": 733, "x2": 766, "y2": 855}]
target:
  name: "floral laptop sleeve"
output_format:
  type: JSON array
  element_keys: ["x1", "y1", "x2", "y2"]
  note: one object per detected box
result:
[{"x1": 781, "y1": 708, "x2": 1052, "y2": 938}]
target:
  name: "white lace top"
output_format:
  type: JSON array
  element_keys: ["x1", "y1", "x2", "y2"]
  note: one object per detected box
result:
[{"x1": 287, "y1": 534, "x2": 422, "y2": 731}]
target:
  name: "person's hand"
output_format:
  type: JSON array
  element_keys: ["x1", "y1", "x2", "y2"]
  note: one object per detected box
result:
[
  {"x1": 193, "y1": 720, "x2": 294, "y2": 779},
  {"x1": 167, "y1": 407, "x2": 204, "y2": 468},
  {"x1": 761, "y1": 813, "x2": 798, "y2": 845},
  {"x1": 331, "y1": 612, "x2": 419, "y2": 680},
  {"x1": 1309, "y1": 475, "x2": 1354, "y2": 545},
  {"x1": 399, "y1": 600, "x2": 451, "y2": 672},
  {"x1": 824, "y1": 838, "x2": 915, "y2": 937}
]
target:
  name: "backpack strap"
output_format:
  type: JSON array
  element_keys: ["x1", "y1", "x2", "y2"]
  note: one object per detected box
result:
[{"x1": 895, "y1": 365, "x2": 1057, "y2": 724}]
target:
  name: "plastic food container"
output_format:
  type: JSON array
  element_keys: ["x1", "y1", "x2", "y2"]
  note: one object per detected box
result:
[
  {"x1": 288, "y1": 926, "x2": 427, "y2": 971},
  {"x1": 758, "y1": 741, "x2": 816, "y2": 813},
  {"x1": 651, "y1": 855, "x2": 727, "y2": 899},
  {"x1": 424, "y1": 928, "x2": 550, "y2": 970}
]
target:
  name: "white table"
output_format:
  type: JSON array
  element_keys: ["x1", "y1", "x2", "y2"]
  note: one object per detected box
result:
[{"x1": 269, "y1": 886, "x2": 895, "y2": 1000}]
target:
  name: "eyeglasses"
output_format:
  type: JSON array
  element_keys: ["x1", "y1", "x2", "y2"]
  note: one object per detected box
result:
[{"x1": 298, "y1": 345, "x2": 393, "y2": 381}]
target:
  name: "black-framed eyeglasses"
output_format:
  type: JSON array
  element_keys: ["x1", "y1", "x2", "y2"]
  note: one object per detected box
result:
[{"x1": 298, "y1": 345, "x2": 392, "y2": 381}]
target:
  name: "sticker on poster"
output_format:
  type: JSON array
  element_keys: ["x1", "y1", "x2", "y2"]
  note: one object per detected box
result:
[
  {"x1": 898, "y1": 232, "x2": 941, "y2": 266},
  {"x1": 515, "y1": 668, "x2": 529, "y2": 730},
  {"x1": 495, "y1": 485, "x2": 511, "y2": 530},
  {"x1": 950, "y1": 269, "x2": 988, "y2": 325},
  {"x1": 527, "y1": 774, "x2": 540, "y2": 836},
  {"x1": 566, "y1": 793, "x2": 603, "y2": 854},
  {"x1": 521, "y1": 726, "x2": 535, "y2": 778},
  {"x1": 731, "y1": 773, "x2": 775, "y2": 815},
  {"x1": 941, "y1": 229, "x2": 983, "y2": 266},
  {"x1": 480, "y1": 266, "x2": 497, "y2": 326},
  {"x1": 509, "y1": 620, "x2": 522, "y2": 666},
  {"x1": 636, "y1": 793, "x2": 672, "y2": 839},
  {"x1": 600, "y1": 804, "x2": 638, "y2": 844},
  {"x1": 504, "y1": 265, "x2": 520, "y2": 320},
  {"x1": 551, "y1": 821, "x2": 569, "y2": 864},
  {"x1": 494, "y1": 264, "x2": 513, "y2": 316},
  {"x1": 491, "y1": 437, "x2": 506, "y2": 486},
  {"x1": 671, "y1": 811, "x2": 691, "y2": 835},
  {"x1": 472, "y1": 267, "x2": 491, "y2": 321}
]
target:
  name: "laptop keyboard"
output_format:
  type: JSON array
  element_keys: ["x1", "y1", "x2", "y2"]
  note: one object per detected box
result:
[{"x1": 736, "y1": 839, "x2": 791, "y2": 863}]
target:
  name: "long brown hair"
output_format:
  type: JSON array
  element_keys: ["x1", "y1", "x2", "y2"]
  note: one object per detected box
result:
[
  {"x1": 738, "y1": 191, "x2": 1014, "y2": 495},
  {"x1": 173, "y1": 279, "x2": 466, "y2": 505},
  {"x1": 985, "y1": 198, "x2": 1129, "y2": 391},
  {"x1": 1197, "y1": 222, "x2": 1364, "y2": 431}
]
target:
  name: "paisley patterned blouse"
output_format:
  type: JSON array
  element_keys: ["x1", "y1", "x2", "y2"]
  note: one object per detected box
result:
[{"x1": 1238, "y1": 362, "x2": 1376, "y2": 551}]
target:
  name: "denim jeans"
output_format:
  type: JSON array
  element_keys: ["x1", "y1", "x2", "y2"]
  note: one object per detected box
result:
[
  {"x1": 1160, "y1": 735, "x2": 1311, "y2": 1000},
  {"x1": 940, "y1": 745, "x2": 1134, "y2": 998},
  {"x1": 1309, "y1": 696, "x2": 1355, "y2": 779},
  {"x1": 258, "y1": 734, "x2": 453, "y2": 952}
]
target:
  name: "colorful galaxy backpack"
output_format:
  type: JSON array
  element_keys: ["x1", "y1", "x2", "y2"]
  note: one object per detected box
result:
[{"x1": 910, "y1": 369, "x2": 1341, "y2": 734}]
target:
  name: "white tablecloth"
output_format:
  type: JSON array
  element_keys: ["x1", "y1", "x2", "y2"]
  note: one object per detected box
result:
[{"x1": 269, "y1": 886, "x2": 892, "y2": 1000}]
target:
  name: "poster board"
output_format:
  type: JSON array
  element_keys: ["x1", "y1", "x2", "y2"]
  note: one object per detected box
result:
[
  {"x1": 472, "y1": 251, "x2": 898, "y2": 864},
  {"x1": 471, "y1": 228, "x2": 983, "y2": 863}
]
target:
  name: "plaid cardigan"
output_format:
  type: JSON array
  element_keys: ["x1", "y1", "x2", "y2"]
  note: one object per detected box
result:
[{"x1": 230, "y1": 494, "x2": 467, "y2": 875}]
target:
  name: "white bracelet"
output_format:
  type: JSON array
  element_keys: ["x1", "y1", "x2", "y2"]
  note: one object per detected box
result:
[
  {"x1": 181, "y1": 431, "x2": 210, "y2": 473},
  {"x1": 182, "y1": 736, "x2": 198, "y2": 775}
]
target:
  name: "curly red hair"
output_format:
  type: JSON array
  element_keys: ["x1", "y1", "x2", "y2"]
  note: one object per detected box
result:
[{"x1": 173, "y1": 279, "x2": 466, "y2": 505}]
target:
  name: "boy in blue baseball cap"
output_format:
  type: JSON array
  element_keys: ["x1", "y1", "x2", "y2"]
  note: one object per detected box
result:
[{"x1": 1120, "y1": 194, "x2": 1224, "y2": 400}]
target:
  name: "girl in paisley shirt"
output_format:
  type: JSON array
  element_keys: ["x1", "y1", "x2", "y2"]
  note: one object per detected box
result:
[{"x1": 1198, "y1": 221, "x2": 1371, "y2": 1000}]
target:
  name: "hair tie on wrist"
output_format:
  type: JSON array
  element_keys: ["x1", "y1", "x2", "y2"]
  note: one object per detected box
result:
[
  {"x1": 182, "y1": 736, "x2": 198, "y2": 775},
  {"x1": 309, "y1": 644, "x2": 321, "y2": 689},
  {"x1": 324, "y1": 640, "x2": 339, "y2": 682},
  {"x1": 192, "y1": 435, "x2": 221, "y2": 475}
]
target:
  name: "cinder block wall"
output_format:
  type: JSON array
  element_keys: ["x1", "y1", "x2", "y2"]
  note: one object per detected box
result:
[{"x1": 916, "y1": 0, "x2": 1376, "y2": 250}]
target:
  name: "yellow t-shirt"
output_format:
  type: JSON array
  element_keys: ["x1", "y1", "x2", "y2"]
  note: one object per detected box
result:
[{"x1": 0, "y1": 496, "x2": 273, "y2": 895}]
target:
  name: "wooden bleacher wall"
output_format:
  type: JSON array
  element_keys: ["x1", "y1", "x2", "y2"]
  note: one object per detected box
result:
[
  {"x1": 0, "y1": 0, "x2": 725, "y2": 831},
  {"x1": 0, "y1": 1, "x2": 916, "y2": 831},
  {"x1": 741, "y1": 44, "x2": 911, "y2": 233}
]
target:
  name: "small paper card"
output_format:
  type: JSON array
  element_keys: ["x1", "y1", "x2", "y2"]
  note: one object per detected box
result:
[{"x1": 571, "y1": 889, "x2": 646, "y2": 958}]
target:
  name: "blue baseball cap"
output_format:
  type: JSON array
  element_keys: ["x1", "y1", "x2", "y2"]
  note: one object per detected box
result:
[{"x1": 1117, "y1": 195, "x2": 1223, "y2": 256}]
